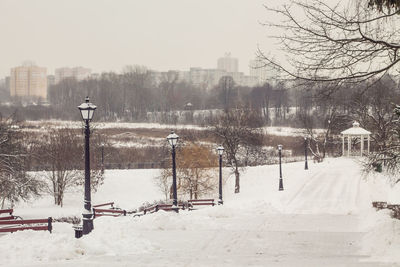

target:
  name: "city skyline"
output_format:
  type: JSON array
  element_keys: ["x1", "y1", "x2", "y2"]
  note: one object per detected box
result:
[
  {"x1": 3, "y1": 52, "x2": 258, "y2": 78},
  {"x1": 4, "y1": 52, "x2": 268, "y2": 100},
  {"x1": 0, "y1": 0, "x2": 271, "y2": 78}
]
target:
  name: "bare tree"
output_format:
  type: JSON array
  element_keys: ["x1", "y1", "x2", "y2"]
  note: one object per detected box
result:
[
  {"x1": 212, "y1": 108, "x2": 264, "y2": 193},
  {"x1": 368, "y1": 0, "x2": 400, "y2": 11},
  {"x1": 0, "y1": 116, "x2": 43, "y2": 208},
  {"x1": 350, "y1": 76, "x2": 400, "y2": 152},
  {"x1": 177, "y1": 143, "x2": 217, "y2": 199},
  {"x1": 364, "y1": 104, "x2": 400, "y2": 182},
  {"x1": 40, "y1": 128, "x2": 104, "y2": 207},
  {"x1": 250, "y1": 83, "x2": 272, "y2": 125},
  {"x1": 123, "y1": 65, "x2": 155, "y2": 121},
  {"x1": 157, "y1": 143, "x2": 217, "y2": 200},
  {"x1": 259, "y1": 0, "x2": 400, "y2": 88},
  {"x1": 218, "y1": 76, "x2": 237, "y2": 111},
  {"x1": 299, "y1": 93, "x2": 349, "y2": 160}
]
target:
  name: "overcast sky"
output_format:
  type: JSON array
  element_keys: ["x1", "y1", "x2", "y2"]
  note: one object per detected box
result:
[{"x1": 0, "y1": 0, "x2": 273, "y2": 78}]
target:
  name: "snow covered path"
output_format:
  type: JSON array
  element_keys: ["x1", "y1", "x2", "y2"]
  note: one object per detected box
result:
[
  {"x1": 283, "y1": 159, "x2": 368, "y2": 214},
  {"x1": 1, "y1": 158, "x2": 399, "y2": 266},
  {"x1": 124, "y1": 215, "x2": 373, "y2": 267}
]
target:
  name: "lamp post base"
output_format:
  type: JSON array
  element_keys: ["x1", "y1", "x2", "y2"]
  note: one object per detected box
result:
[
  {"x1": 279, "y1": 179, "x2": 284, "y2": 191},
  {"x1": 171, "y1": 205, "x2": 179, "y2": 213},
  {"x1": 218, "y1": 199, "x2": 223, "y2": 205},
  {"x1": 82, "y1": 213, "x2": 94, "y2": 235}
]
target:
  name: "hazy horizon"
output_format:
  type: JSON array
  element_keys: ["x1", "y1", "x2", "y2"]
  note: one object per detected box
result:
[{"x1": 0, "y1": 0, "x2": 270, "y2": 78}]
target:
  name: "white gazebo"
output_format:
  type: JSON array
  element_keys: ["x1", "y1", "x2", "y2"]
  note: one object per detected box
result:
[{"x1": 341, "y1": 122, "x2": 371, "y2": 157}]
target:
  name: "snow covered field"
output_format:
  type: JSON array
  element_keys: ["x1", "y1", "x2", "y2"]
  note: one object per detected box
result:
[
  {"x1": 1, "y1": 158, "x2": 400, "y2": 266},
  {"x1": 24, "y1": 120, "x2": 322, "y2": 137}
]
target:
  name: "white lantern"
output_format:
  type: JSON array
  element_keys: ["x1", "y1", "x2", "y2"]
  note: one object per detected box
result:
[
  {"x1": 167, "y1": 131, "x2": 179, "y2": 147},
  {"x1": 217, "y1": 145, "x2": 224, "y2": 156},
  {"x1": 78, "y1": 96, "x2": 97, "y2": 121}
]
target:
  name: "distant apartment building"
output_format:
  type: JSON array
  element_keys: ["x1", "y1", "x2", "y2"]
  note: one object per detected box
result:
[
  {"x1": 55, "y1": 66, "x2": 91, "y2": 84},
  {"x1": 189, "y1": 68, "x2": 226, "y2": 88},
  {"x1": 241, "y1": 75, "x2": 259, "y2": 87},
  {"x1": 47, "y1": 75, "x2": 55, "y2": 88},
  {"x1": 154, "y1": 70, "x2": 189, "y2": 84},
  {"x1": 249, "y1": 59, "x2": 276, "y2": 85},
  {"x1": 150, "y1": 53, "x2": 258, "y2": 89},
  {"x1": 10, "y1": 65, "x2": 47, "y2": 100},
  {"x1": 5, "y1": 76, "x2": 10, "y2": 91},
  {"x1": 217, "y1": 53, "x2": 239, "y2": 73},
  {"x1": 152, "y1": 67, "x2": 258, "y2": 89}
]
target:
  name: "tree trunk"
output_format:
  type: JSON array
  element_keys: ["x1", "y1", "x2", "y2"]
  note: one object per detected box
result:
[
  {"x1": 194, "y1": 183, "x2": 198, "y2": 200},
  {"x1": 234, "y1": 168, "x2": 240, "y2": 193},
  {"x1": 57, "y1": 193, "x2": 63, "y2": 207},
  {"x1": 169, "y1": 185, "x2": 173, "y2": 200}
]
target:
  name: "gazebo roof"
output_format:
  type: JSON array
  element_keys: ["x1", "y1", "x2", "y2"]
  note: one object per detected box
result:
[{"x1": 341, "y1": 121, "x2": 371, "y2": 135}]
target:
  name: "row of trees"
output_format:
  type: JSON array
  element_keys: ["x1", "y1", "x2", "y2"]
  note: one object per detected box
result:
[
  {"x1": 46, "y1": 69, "x2": 295, "y2": 124},
  {"x1": 0, "y1": 119, "x2": 105, "y2": 208}
]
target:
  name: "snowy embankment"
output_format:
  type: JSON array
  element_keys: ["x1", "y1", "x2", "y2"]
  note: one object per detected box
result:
[
  {"x1": 1, "y1": 158, "x2": 400, "y2": 266},
  {"x1": 24, "y1": 120, "x2": 205, "y2": 131},
  {"x1": 24, "y1": 120, "x2": 322, "y2": 137}
]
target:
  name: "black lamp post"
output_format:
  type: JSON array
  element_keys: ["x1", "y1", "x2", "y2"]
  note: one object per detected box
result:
[
  {"x1": 278, "y1": 144, "x2": 284, "y2": 191},
  {"x1": 304, "y1": 137, "x2": 308, "y2": 170},
  {"x1": 167, "y1": 131, "x2": 179, "y2": 212},
  {"x1": 217, "y1": 145, "x2": 224, "y2": 205},
  {"x1": 78, "y1": 96, "x2": 96, "y2": 235}
]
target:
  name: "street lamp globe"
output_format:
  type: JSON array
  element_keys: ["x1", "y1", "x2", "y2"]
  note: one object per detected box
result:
[
  {"x1": 278, "y1": 144, "x2": 282, "y2": 151},
  {"x1": 217, "y1": 145, "x2": 224, "y2": 156},
  {"x1": 167, "y1": 131, "x2": 179, "y2": 147},
  {"x1": 78, "y1": 96, "x2": 97, "y2": 121}
]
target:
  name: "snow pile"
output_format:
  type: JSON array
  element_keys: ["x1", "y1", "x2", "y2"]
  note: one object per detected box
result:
[
  {"x1": 15, "y1": 169, "x2": 163, "y2": 220},
  {"x1": 361, "y1": 210, "x2": 400, "y2": 263},
  {"x1": 0, "y1": 218, "x2": 155, "y2": 264},
  {"x1": 93, "y1": 169, "x2": 162, "y2": 209}
]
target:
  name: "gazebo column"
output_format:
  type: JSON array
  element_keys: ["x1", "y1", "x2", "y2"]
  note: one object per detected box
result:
[
  {"x1": 348, "y1": 135, "x2": 351, "y2": 156},
  {"x1": 367, "y1": 135, "x2": 370, "y2": 154},
  {"x1": 360, "y1": 135, "x2": 364, "y2": 156},
  {"x1": 342, "y1": 135, "x2": 345, "y2": 156}
]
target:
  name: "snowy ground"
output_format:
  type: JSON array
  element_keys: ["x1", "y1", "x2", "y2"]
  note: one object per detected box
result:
[
  {"x1": 24, "y1": 120, "x2": 323, "y2": 137},
  {"x1": 1, "y1": 158, "x2": 400, "y2": 266}
]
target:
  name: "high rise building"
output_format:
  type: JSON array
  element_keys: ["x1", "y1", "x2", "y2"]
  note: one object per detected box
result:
[
  {"x1": 55, "y1": 66, "x2": 91, "y2": 84},
  {"x1": 5, "y1": 76, "x2": 10, "y2": 92},
  {"x1": 47, "y1": 75, "x2": 55, "y2": 88},
  {"x1": 249, "y1": 59, "x2": 275, "y2": 85},
  {"x1": 217, "y1": 53, "x2": 239, "y2": 73},
  {"x1": 10, "y1": 65, "x2": 47, "y2": 100}
]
